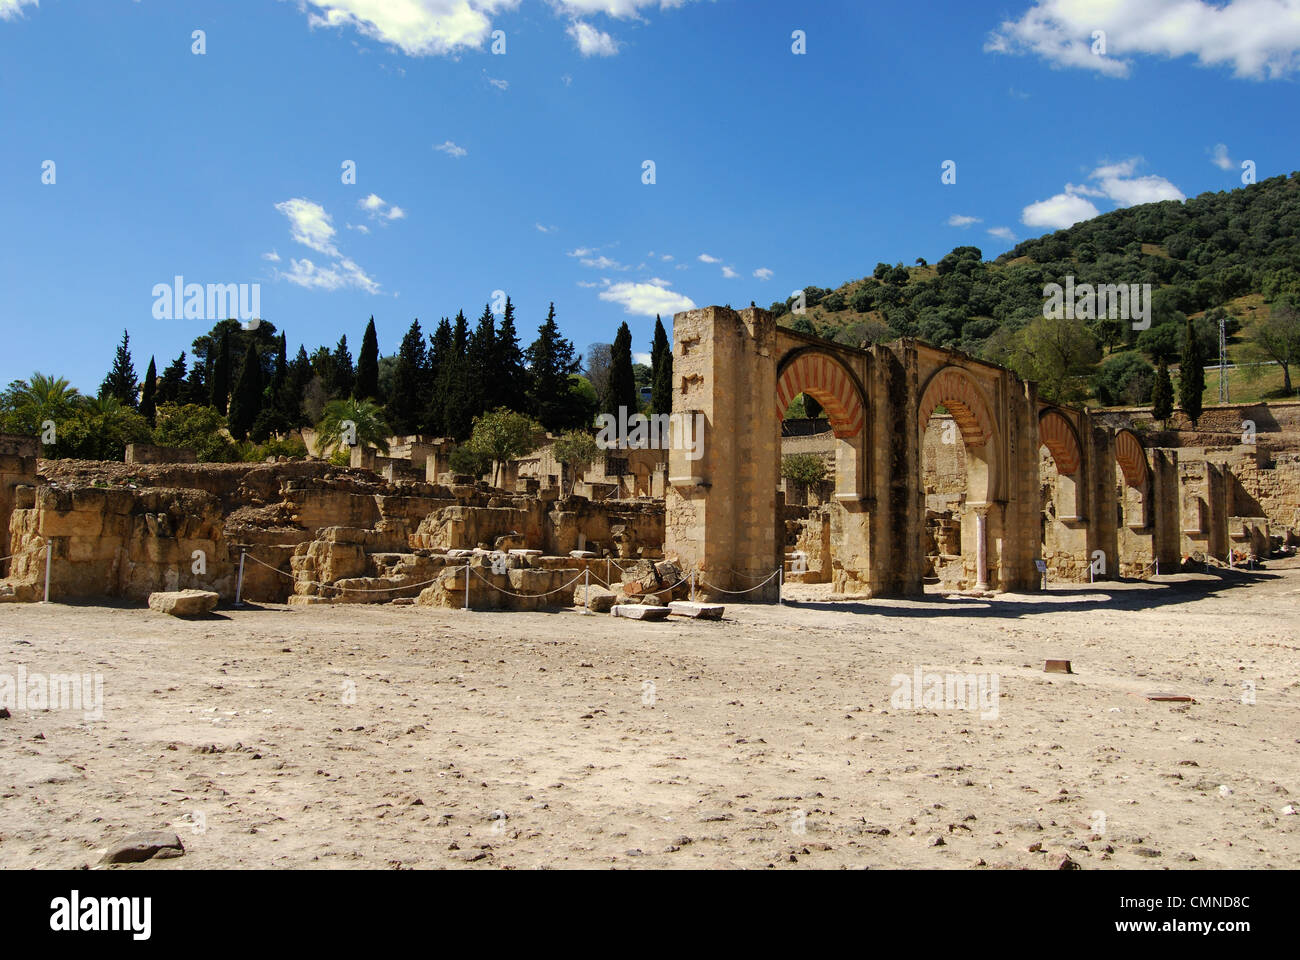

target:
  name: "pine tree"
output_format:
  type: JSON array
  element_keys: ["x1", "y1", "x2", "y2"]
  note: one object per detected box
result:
[
  {"x1": 100, "y1": 329, "x2": 139, "y2": 407},
  {"x1": 210, "y1": 327, "x2": 232, "y2": 415},
  {"x1": 330, "y1": 335, "x2": 355, "y2": 398},
  {"x1": 650, "y1": 315, "x2": 673, "y2": 414},
  {"x1": 608, "y1": 321, "x2": 637, "y2": 417},
  {"x1": 389, "y1": 320, "x2": 428, "y2": 435},
  {"x1": 356, "y1": 316, "x2": 380, "y2": 400},
  {"x1": 279, "y1": 345, "x2": 312, "y2": 425},
  {"x1": 227, "y1": 342, "x2": 264, "y2": 440},
  {"x1": 441, "y1": 310, "x2": 476, "y2": 440},
  {"x1": 496, "y1": 296, "x2": 529, "y2": 412},
  {"x1": 467, "y1": 303, "x2": 497, "y2": 414},
  {"x1": 1152, "y1": 358, "x2": 1174, "y2": 425},
  {"x1": 139, "y1": 356, "x2": 158, "y2": 426},
  {"x1": 1178, "y1": 316, "x2": 1205, "y2": 427},
  {"x1": 158, "y1": 352, "x2": 187, "y2": 405},
  {"x1": 525, "y1": 303, "x2": 584, "y2": 431}
]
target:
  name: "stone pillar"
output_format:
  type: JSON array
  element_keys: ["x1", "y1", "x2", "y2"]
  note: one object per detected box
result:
[
  {"x1": 664, "y1": 307, "x2": 779, "y2": 600},
  {"x1": 0, "y1": 434, "x2": 39, "y2": 579},
  {"x1": 974, "y1": 508, "x2": 989, "y2": 591}
]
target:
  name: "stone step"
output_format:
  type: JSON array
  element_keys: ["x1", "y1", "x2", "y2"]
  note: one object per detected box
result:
[
  {"x1": 667, "y1": 601, "x2": 725, "y2": 620},
  {"x1": 610, "y1": 604, "x2": 671, "y2": 621}
]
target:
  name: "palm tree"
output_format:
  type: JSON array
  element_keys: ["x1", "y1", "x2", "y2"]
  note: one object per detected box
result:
[
  {"x1": 315, "y1": 397, "x2": 392, "y2": 457},
  {"x1": 0, "y1": 372, "x2": 80, "y2": 433}
]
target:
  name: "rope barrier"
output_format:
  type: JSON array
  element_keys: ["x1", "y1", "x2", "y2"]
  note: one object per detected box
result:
[
  {"x1": 469, "y1": 565, "x2": 587, "y2": 599},
  {"x1": 244, "y1": 553, "x2": 454, "y2": 594},
  {"x1": 698, "y1": 569, "x2": 782, "y2": 595}
]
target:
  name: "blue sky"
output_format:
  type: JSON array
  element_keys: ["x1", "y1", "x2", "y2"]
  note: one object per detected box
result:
[{"x1": 2, "y1": 0, "x2": 1298, "y2": 391}]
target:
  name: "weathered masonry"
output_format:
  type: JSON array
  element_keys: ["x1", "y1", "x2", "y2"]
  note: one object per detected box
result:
[{"x1": 664, "y1": 305, "x2": 1187, "y2": 599}]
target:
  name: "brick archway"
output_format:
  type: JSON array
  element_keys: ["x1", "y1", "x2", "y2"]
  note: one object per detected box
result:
[
  {"x1": 917, "y1": 366, "x2": 995, "y2": 446},
  {"x1": 1039, "y1": 409, "x2": 1082, "y2": 475},
  {"x1": 1115, "y1": 429, "x2": 1149, "y2": 489},
  {"x1": 775, "y1": 349, "x2": 867, "y2": 438}
]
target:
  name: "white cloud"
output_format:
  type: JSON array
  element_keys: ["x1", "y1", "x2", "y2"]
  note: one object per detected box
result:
[
  {"x1": 1021, "y1": 158, "x2": 1184, "y2": 229},
  {"x1": 947, "y1": 214, "x2": 982, "y2": 227},
  {"x1": 434, "y1": 139, "x2": 468, "y2": 158},
  {"x1": 697, "y1": 253, "x2": 720, "y2": 264},
  {"x1": 581, "y1": 255, "x2": 626, "y2": 270},
  {"x1": 1022, "y1": 192, "x2": 1102, "y2": 230},
  {"x1": 1211, "y1": 142, "x2": 1235, "y2": 170},
  {"x1": 536, "y1": 223, "x2": 557, "y2": 233},
  {"x1": 985, "y1": 0, "x2": 1300, "y2": 80},
  {"x1": 360, "y1": 193, "x2": 385, "y2": 211},
  {"x1": 486, "y1": 74, "x2": 509, "y2": 90},
  {"x1": 386, "y1": 205, "x2": 406, "y2": 220},
  {"x1": 298, "y1": 0, "x2": 519, "y2": 57},
  {"x1": 753, "y1": 267, "x2": 773, "y2": 280},
  {"x1": 262, "y1": 250, "x2": 281, "y2": 262},
  {"x1": 633, "y1": 351, "x2": 653, "y2": 365},
  {"x1": 0, "y1": 0, "x2": 38, "y2": 20},
  {"x1": 358, "y1": 193, "x2": 406, "y2": 223},
  {"x1": 274, "y1": 198, "x2": 378, "y2": 293},
  {"x1": 660, "y1": 254, "x2": 673, "y2": 261},
  {"x1": 567, "y1": 20, "x2": 620, "y2": 56},
  {"x1": 274, "y1": 198, "x2": 339, "y2": 256},
  {"x1": 281, "y1": 256, "x2": 380, "y2": 294},
  {"x1": 721, "y1": 266, "x2": 739, "y2": 279},
  {"x1": 987, "y1": 226, "x2": 1018, "y2": 241},
  {"x1": 555, "y1": 1, "x2": 698, "y2": 17},
  {"x1": 599, "y1": 280, "x2": 695, "y2": 317}
]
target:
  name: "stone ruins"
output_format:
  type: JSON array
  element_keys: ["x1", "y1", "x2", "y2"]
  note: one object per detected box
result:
[{"x1": 1, "y1": 304, "x2": 1297, "y2": 611}]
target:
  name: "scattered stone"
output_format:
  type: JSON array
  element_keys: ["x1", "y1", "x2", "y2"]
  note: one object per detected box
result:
[
  {"x1": 1052, "y1": 853, "x2": 1081, "y2": 870},
  {"x1": 1044, "y1": 660, "x2": 1073, "y2": 674},
  {"x1": 668, "y1": 601, "x2": 725, "y2": 620},
  {"x1": 1145, "y1": 692, "x2": 1195, "y2": 702},
  {"x1": 577, "y1": 584, "x2": 616, "y2": 613},
  {"x1": 1134, "y1": 847, "x2": 1162, "y2": 858},
  {"x1": 100, "y1": 831, "x2": 185, "y2": 864},
  {"x1": 610, "y1": 604, "x2": 670, "y2": 621},
  {"x1": 147, "y1": 590, "x2": 219, "y2": 618}
]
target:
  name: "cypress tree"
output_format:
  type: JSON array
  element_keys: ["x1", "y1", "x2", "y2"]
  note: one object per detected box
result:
[
  {"x1": 279, "y1": 345, "x2": 312, "y2": 425},
  {"x1": 228, "y1": 342, "x2": 264, "y2": 439},
  {"x1": 210, "y1": 327, "x2": 232, "y2": 415},
  {"x1": 441, "y1": 310, "x2": 476, "y2": 440},
  {"x1": 272, "y1": 333, "x2": 287, "y2": 401},
  {"x1": 424, "y1": 317, "x2": 454, "y2": 435},
  {"x1": 100, "y1": 329, "x2": 139, "y2": 407},
  {"x1": 650, "y1": 315, "x2": 673, "y2": 414},
  {"x1": 356, "y1": 316, "x2": 380, "y2": 400},
  {"x1": 608, "y1": 321, "x2": 637, "y2": 417},
  {"x1": 139, "y1": 356, "x2": 157, "y2": 426},
  {"x1": 1178, "y1": 317, "x2": 1205, "y2": 427},
  {"x1": 1152, "y1": 359, "x2": 1174, "y2": 425}
]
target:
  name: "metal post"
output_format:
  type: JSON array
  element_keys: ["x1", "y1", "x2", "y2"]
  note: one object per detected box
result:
[
  {"x1": 606, "y1": 557, "x2": 611, "y2": 587},
  {"x1": 689, "y1": 570, "x2": 695, "y2": 603},
  {"x1": 777, "y1": 566, "x2": 783, "y2": 604},
  {"x1": 583, "y1": 568, "x2": 590, "y2": 613},
  {"x1": 464, "y1": 563, "x2": 470, "y2": 611},
  {"x1": 42, "y1": 542, "x2": 51, "y2": 603},
  {"x1": 235, "y1": 550, "x2": 246, "y2": 606}
]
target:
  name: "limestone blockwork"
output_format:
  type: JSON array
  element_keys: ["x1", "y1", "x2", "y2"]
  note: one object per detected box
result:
[{"x1": 663, "y1": 306, "x2": 1189, "y2": 598}]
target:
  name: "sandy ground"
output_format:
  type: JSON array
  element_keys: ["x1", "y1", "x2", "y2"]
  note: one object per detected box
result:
[{"x1": 1, "y1": 562, "x2": 1298, "y2": 870}]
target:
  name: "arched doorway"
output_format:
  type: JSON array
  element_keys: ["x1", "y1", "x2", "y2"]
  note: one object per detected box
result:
[
  {"x1": 1114, "y1": 429, "x2": 1153, "y2": 576},
  {"x1": 917, "y1": 367, "x2": 998, "y2": 591},
  {"x1": 775, "y1": 348, "x2": 871, "y2": 590},
  {"x1": 1038, "y1": 409, "x2": 1089, "y2": 581}
]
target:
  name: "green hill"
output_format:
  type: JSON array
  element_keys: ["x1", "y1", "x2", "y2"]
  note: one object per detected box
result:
[{"x1": 774, "y1": 172, "x2": 1300, "y2": 406}]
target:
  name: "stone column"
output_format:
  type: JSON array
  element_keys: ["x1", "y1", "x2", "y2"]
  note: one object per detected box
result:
[{"x1": 974, "y1": 508, "x2": 989, "y2": 591}]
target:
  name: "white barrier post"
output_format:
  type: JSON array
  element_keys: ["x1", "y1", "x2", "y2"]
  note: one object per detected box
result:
[
  {"x1": 583, "y1": 568, "x2": 590, "y2": 614},
  {"x1": 42, "y1": 542, "x2": 52, "y2": 603},
  {"x1": 464, "y1": 564, "x2": 470, "y2": 611},
  {"x1": 777, "y1": 566, "x2": 783, "y2": 605},
  {"x1": 235, "y1": 550, "x2": 246, "y2": 606},
  {"x1": 689, "y1": 571, "x2": 695, "y2": 603},
  {"x1": 606, "y1": 557, "x2": 611, "y2": 587}
]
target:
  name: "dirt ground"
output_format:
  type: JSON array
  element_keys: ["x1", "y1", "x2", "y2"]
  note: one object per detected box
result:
[{"x1": 1, "y1": 561, "x2": 1298, "y2": 870}]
